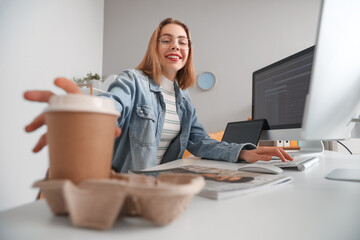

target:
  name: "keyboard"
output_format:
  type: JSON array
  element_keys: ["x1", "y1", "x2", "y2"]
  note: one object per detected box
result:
[{"x1": 256, "y1": 156, "x2": 320, "y2": 171}]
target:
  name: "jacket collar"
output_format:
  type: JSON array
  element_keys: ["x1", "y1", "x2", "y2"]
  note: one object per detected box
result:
[
  {"x1": 148, "y1": 77, "x2": 161, "y2": 92},
  {"x1": 173, "y1": 79, "x2": 186, "y2": 101},
  {"x1": 148, "y1": 75, "x2": 186, "y2": 101}
]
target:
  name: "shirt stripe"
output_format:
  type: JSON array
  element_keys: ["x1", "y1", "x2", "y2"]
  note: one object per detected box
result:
[
  {"x1": 156, "y1": 76, "x2": 181, "y2": 164},
  {"x1": 160, "y1": 87, "x2": 176, "y2": 97},
  {"x1": 164, "y1": 119, "x2": 181, "y2": 124},
  {"x1": 164, "y1": 99, "x2": 176, "y2": 105}
]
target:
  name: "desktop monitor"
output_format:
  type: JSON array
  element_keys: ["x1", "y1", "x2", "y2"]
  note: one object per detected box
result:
[
  {"x1": 252, "y1": 46, "x2": 314, "y2": 141},
  {"x1": 301, "y1": 0, "x2": 360, "y2": 141},
  {"x1": 302, "y1": 0, "x2": 360, "y2": 181},
  {"x1": 252, "y1": 0, "x2": 360, "y2": 156},
  {"x1": 254, "y1": 0, "x2": 360, "y2": 180},
  {"x1": 252, "y1": 46, "x2": 322, "y2": 154}
]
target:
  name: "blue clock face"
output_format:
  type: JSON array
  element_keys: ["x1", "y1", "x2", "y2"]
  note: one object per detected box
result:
[{"x1": 198, "y1": 72, "x2": 216, "y2": 91}]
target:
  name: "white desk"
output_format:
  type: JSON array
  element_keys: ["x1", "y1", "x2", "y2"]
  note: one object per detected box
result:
[{"x1": 1, "y1": 151, "x2": 360, "y2": 240}]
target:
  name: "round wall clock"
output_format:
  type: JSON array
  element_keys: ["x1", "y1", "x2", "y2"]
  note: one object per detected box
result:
[{"x1": 197, "y1": 72, "x2": 216, "y2": 91}]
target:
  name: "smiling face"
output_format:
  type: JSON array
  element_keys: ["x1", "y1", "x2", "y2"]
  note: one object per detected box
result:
[{"x1": 157, "y1": 23, "x2": 189, "y2": 81}]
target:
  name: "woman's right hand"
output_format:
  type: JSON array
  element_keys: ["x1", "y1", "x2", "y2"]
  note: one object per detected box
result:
[{"x1": 24, "y1": 78, "x2": 121, "y2": 152}]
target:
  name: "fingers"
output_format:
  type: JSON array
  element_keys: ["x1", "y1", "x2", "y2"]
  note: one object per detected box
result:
[
  {"x1": 270, "y1": 147, "x2": 293, "y2": 162},
  {"x1": 54, "y1": 78, "x2": 82, "y2": 94},
  {"x1": 258, "y1": 147, "x2": 293, "y2": 162},
  {"x1": 278, "y1": 148, "x2": 293, "y2": 161},
  {"x1": 24, "y1": 78, "x2": 81, "y2": 103},
  {"x1": 115, "y1": 127, "x2": 122, "y2": 138},
  {"x1": 33, "y1": 133, "x2": 47, "y2": 153},
  {"x1": 240, "y1": 147, "x2": 293, "y2": 163},
  {"x1": 24, "y1": 78, "x2": 82, "y2": 154},
  {"x1": 25, "y1": 113, "x2": 46, "y2": 133},
  {"x1": 274, "y1": 148, "x2": 287, "y2": 162},
  {"x1": 24, "y1": 91, "x2": 54, "y2": 103}
]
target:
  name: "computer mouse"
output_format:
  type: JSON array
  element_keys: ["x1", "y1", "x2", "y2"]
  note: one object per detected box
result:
[{"x1": 238, "y1": 164, "x2": 283, "y2": 174}]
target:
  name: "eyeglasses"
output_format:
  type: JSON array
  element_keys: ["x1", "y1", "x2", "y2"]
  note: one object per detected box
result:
[{"x1": 158, "y1": 35, "x2": 191, "y2": 50}]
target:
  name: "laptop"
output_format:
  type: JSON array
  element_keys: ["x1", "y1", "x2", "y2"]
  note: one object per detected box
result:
[
  {"x1": 221, "y1": 119, "x2": 319, "y2": 171},
  {"x1": 221, "y1": 119, "x2": 269, "y2": 145}
]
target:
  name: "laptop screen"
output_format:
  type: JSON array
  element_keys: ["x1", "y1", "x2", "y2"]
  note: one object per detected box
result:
[{"x1": 221, "y1": 120, "x2": 266, "y2": 145}]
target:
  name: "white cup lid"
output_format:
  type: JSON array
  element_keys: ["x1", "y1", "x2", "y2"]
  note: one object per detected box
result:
[{"x1": 45, "y1": 94, "x2": 120, "y2": 117}]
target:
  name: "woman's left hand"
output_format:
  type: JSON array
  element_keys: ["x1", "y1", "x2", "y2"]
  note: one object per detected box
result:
[
  {"x1": 24, "y1": 78, "x2": 121, "y2": 153},
  {"x1": 239, "y1": 147, "x2": 293, "y2": 163}
]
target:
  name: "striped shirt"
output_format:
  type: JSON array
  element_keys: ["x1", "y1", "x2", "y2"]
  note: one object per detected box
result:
[{"x1": 156, "y1": 76, "x2": 181, "y2": 164}]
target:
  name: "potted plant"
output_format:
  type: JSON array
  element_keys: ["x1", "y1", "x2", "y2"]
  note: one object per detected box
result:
[
  {"x1": 73, "y1": 72, "x2": 105, "y2": 95},
  {"x1": 73, "y1": 72, "x2": 105, "y2": 84}
]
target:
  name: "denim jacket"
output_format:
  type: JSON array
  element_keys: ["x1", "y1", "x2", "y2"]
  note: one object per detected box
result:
[{"x1": 101, "y1": 69, "x2": 256, "y2": 172}]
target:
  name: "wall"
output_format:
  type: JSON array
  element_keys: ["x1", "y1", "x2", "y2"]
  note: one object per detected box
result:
[
  {"x1": 102, "y1": 0, "x2": 322, "y2": 132},
  {"x1": 0, "y1": 0, "x2": 104, "y2": 211}
]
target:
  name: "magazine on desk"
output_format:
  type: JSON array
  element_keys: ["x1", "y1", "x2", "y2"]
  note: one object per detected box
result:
[{"x1": 131, "y1": 165, "x2": 293, "y2": 200}]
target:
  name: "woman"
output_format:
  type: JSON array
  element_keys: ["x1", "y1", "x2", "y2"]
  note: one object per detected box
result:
[{"x1": 24, "y1": 18, "x2": 292, "y2": 173}]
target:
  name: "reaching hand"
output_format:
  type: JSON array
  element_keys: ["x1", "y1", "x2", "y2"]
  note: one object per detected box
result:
[
  {"x1": 24, "y1": 78, "x2": 121, "y2": 152},
  {"x1": 239, "y1": 147, "x2": 293, "y2": 163}
]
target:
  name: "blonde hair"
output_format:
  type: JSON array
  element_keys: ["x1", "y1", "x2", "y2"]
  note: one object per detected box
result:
[{"x1": 136, "y1": 18, "x2": 195, "y2": 89}]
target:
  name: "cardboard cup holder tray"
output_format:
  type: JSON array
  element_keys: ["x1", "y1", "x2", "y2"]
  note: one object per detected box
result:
[{"x1": 33, "y1": 172, "x2": 205, "y2": 230}]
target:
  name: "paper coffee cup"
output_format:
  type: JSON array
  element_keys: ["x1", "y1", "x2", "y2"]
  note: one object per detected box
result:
[{"x1": 45, "y1": 94, "x2": 120, "y2": 184}]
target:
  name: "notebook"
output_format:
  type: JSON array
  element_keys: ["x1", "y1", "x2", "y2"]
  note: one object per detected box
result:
[{"x1": 221, "y1": 119, "x2": 269, "y2": 145}]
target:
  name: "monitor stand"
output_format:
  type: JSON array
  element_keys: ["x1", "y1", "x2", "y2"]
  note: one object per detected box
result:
[{"x1": 289, "y1": 140, "x2": 324, "y2": 156}]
